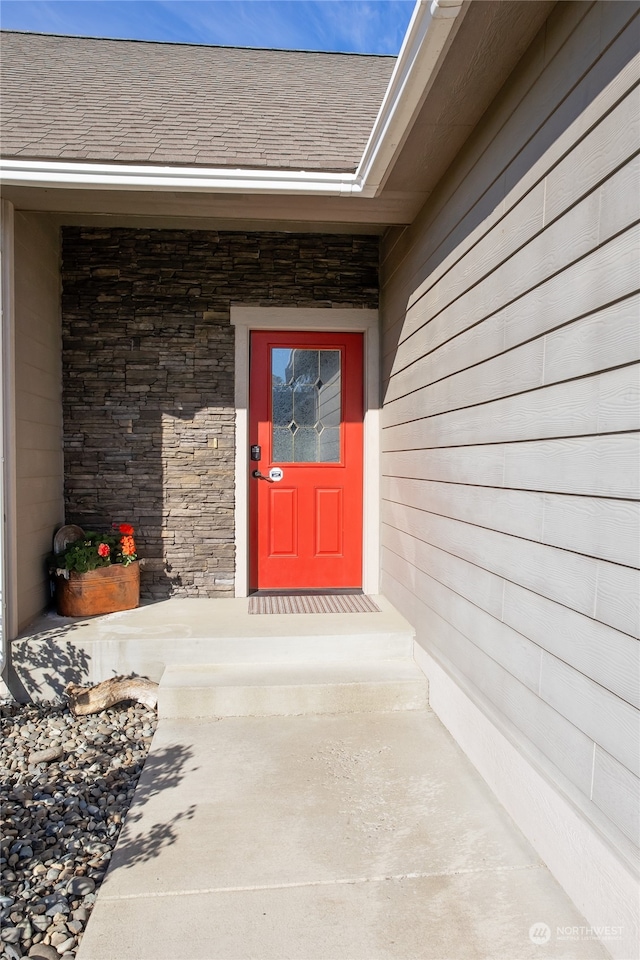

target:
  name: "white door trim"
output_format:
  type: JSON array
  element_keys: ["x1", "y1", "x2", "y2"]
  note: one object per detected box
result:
[{"x1": 230, "y1": 307, "x2": 380, "y2": 598}]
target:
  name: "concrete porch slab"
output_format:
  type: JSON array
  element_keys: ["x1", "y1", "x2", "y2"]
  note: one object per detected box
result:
[
  {"x1": 10, "y1": 596, "x2": 415, "y2": 700},
  {"x1": 77, "y1": 711, "x2": 610, "y2": 960}
]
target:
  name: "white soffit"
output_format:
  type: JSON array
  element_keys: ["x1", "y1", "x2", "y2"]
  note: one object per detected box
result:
[{"x1": 0, "y1": 0, "x2": 465, "y2": 199}]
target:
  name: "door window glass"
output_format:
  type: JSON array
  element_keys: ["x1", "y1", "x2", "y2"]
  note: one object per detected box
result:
[{"x1": 271, "y1": 348, "x2": 341, "y2": 462}]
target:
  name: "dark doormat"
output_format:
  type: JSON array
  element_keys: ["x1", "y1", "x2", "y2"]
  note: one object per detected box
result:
[{"x1": 248, "y1": 594, "x2": 380, "y2": 614}]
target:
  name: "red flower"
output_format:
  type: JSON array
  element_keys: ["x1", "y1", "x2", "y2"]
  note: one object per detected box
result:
[
  {"x1": 119, "y1": 523, "x2": 134, "y2": 535},
  {"x1": 121, "y1": 535, "x2": 136, "y2": 557},
  {"x1": 97, "y1": 543, "x2": 110, "y2": 558}
]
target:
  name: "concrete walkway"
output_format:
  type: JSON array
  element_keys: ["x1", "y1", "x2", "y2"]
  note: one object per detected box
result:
[{"x1": 77, "y1": 708, "x2": 609, "y2": 960}]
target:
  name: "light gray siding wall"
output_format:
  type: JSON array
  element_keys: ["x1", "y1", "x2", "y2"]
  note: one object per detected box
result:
[
  {"x1": 14, "y1": 212, "x2": 63, "y2": 629},
  {"x1": 380, "y1": 0, "x2": 639, "y2": 862}
]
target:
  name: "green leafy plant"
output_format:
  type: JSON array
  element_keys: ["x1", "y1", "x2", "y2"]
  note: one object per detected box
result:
[{"x1": 52, "y1": 524, "x2": 138, "y2": 576}]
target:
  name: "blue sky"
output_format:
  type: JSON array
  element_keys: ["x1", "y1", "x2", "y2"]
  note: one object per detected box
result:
[{"x1": 0, "y1": 1, "x2": 415, "y2": 54}]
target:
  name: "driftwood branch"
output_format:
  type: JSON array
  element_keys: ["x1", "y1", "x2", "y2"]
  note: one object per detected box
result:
[{"x1": 66, "y1": 676, "x2": 159, "y2": 716}]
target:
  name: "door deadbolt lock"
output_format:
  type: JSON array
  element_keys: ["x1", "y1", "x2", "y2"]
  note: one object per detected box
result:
[{"x1": 250, "y1": 445, "x2": 261, "y2": 461}]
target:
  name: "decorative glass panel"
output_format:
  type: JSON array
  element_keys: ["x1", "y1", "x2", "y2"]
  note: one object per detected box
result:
[
  {"x1": 318, "y1": 426, "x2": 340, "y2": 462},
  {"x1": 272, "y1": 426, "x2": 294, "y2": 462},
  {"x1": 293, "y1": 382, "x2": 316, "y2": 426},
  {"x1": 272, "y1": 382, "x2": 293, "y2": 426},
  {"x1": 271, "y1": 347, "x2": 341, "y2": 462},
  {"x1": 293, "y1": 426, "x2": 318, "y2": 462}
]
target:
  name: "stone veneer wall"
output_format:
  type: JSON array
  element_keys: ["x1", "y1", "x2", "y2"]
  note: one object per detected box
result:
[{"x1": 61, "y1": 228, "x2": 379, "y2": 599}]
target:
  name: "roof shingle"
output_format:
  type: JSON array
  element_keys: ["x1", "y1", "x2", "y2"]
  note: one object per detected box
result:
[{"x1": 0, "y1": 32, "x2": 394, "y2": 171}]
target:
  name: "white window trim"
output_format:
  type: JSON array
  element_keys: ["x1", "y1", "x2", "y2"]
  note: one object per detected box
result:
[{"x1": 230, "y1": 307, "x2": 380, "y2": 598}]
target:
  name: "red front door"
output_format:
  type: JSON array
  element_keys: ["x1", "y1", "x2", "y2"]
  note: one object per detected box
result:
[{"x1": 249, "y1": 331, "x2": 363, "y2": 590}]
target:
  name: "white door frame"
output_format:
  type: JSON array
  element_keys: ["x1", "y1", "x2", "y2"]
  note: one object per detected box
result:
[{"x1": 230, "y1": 306, "x2": 380, "y2": 598}]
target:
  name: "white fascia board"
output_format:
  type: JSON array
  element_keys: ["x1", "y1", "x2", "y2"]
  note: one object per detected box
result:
[
  {"x1": 0, "y1": 0, "x2": 465, "y2": 199},
  {"x1": 356, "y1": 0, "x2": 465, "y2": 197},
  {"x1": 0, "y1": 159, "x2": 363, "y2": 195}
]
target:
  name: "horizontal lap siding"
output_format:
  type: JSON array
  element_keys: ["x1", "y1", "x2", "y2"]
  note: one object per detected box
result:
[{"x1": 380, "y1": 0, "x2": 640, "y2": 855}]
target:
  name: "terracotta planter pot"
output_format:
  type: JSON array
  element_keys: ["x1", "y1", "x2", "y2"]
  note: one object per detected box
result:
[{"x1": 55, "y1": 561, "x2": 140, "y2": 617}]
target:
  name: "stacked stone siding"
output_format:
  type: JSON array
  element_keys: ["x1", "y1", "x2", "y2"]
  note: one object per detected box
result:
[{"x1": 61, "y1": 228, "x2": 379, "y2": 599}]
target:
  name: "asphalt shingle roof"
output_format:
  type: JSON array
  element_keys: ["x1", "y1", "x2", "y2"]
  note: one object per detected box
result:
[{"x1": 0, "y1": 32, "x2": 395, "y2": 171}]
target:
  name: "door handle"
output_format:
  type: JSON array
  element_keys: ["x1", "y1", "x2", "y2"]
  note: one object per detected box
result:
[{"x1": 252, "y1": 470, "x2": 275, "y2": 483}]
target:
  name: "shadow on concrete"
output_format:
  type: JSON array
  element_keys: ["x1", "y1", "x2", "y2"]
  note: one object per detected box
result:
[
  {"x1": 111, "y1": 741, "x2": 199, "y2": 870},
  {"x1": 9, "y1": 619, "x2": 93, "y2": 701}
]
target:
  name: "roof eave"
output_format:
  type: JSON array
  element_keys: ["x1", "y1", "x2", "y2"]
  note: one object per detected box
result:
[
  {"x1": 0, "y1": 0, "x2": 466, "y2": 199},
  {"x1": 357, "y1": 0, "x2": 465, "y2": 197}
]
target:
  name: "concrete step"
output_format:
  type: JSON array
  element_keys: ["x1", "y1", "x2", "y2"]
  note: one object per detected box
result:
[
  {"x1": 157, "y1": 659, "x2": 428, "y2": 718},
  {"x1": 14, "y1": 597, "x2": 417, "y2": 700}
]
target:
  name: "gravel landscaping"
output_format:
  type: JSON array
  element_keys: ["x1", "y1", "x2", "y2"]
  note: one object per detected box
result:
[{"x1": 1, "y1": 698, "x2": 157, "y2": 959}]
